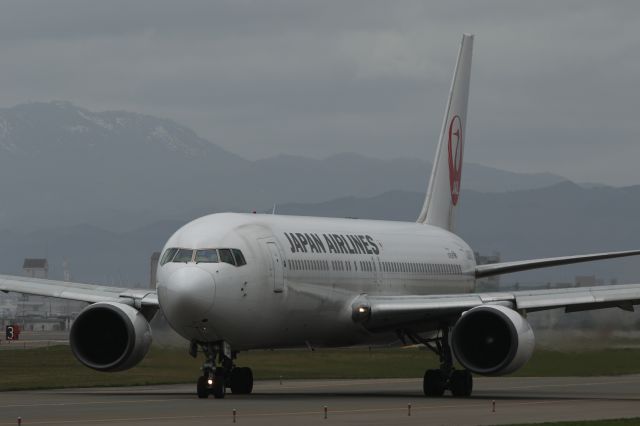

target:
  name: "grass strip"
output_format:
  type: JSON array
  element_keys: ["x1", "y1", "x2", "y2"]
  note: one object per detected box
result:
[{"x1": 1, "y1": 345, "x2": 640, "y2": 391}]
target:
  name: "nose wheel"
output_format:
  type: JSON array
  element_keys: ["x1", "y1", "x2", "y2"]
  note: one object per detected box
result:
[{"x1": 193, "y1": 340, "x2": 254, "y2": 399}]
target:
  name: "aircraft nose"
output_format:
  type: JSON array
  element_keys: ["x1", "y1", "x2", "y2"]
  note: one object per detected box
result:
[{"x1": 158, "y1": 266, "x2": 215, "y2": 323}]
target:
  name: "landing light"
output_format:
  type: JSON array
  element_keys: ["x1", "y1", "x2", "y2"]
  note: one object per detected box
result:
[{"x1": 352, "y1": 304, "x2": 371, "y2": 323}]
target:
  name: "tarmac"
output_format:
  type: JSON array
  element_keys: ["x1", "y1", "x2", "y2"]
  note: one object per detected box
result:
[{"x1": 1, "y1": 375, "x2": 640, "y2": 425}]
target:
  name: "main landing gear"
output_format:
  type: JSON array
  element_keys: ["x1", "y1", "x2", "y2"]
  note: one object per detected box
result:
[
  {"x1": 409, "y1": 327, "x2": 473, "y2": 397},
  {"x1": 193, "y1": 341, "x2": 254, "y2": 399}
]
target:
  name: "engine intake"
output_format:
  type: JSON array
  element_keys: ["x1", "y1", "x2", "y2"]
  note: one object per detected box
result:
[
  {"x1": 70, "y1": 302, "x2": 152, "y2": 372},
  {"x1": 451, "y1": 305, "x2": 534, "y2": 376}
]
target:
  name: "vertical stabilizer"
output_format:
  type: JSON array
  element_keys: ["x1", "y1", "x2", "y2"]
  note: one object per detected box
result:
[{"x1": 416, "y1": 34, "x2": 473, "y2": 232}]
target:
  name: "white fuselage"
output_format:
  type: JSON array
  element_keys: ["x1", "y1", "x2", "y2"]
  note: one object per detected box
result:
[{"x1": 156, "y1": 213, "x2": 476, "y2": 350}]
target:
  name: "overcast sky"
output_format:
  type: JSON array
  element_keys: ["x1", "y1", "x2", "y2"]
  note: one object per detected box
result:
[{"x1": 1, "y1": 1, "x2": 639, "y2": 185}]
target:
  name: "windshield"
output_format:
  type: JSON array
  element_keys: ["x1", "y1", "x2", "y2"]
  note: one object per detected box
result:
[
  {"x1": 218, "y1": 248, "x2": 236, "y2": 265},
  {"x1": 160, "y1": 248, "x2": 179, "y2": 265},
  {"x1": 161, "y1": 247, "x2": 245, "y2": 266},
  {"x1": 172, "y1": 248, "x2": 194, "y2": 263},
  {"x1": 195, "y1": 249, "x2": 219, "y2": 263}
]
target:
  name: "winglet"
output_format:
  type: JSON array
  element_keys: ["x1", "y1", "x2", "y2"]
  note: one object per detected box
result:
[{"x1": 417, "y1": 34, "x2": 473, "y2": 231}]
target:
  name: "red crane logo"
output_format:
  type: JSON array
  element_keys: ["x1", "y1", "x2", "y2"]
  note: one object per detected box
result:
[{"x1": 447, "y1": 115, "x2": 463, "y2": 206}]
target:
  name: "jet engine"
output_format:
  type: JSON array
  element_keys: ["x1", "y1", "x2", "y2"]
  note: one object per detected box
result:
[
  {"x1": 70, "y1": 302, "x2": 152, "y2": 372},
  {"x1": 451, "y1": 304, "x2": 534, "y2": 376}
]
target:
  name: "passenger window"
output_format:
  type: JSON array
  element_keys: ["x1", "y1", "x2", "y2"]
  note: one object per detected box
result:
[
  {"x1": 160, "y1": 248, "x2": 179, "y2": 265},
  {"x1": 232, "y1": 249, "x2": 247, "y2": 266},
  {"x1": 219, "y1": 249, "x2": 236, "y2": 265},
  {"x1": 195, "y1": 249, "x2": 219, "y2": 263},
  {"x1": 172, "y1": 248, "x2": 193, "y2": 263}
]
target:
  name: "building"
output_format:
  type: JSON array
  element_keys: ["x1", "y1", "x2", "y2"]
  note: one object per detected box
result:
[
  {"x1": 16, "y1": 257, "x2": 85, "y2": 331},
  {"x1": 575, "y1": 275, "x2": 603, "y2": 287},
  {"x1": 23, "y1": 258, "x2": 48, "y2": 279},
  {"x1": 150, "y1": 251, "x2": 161, "y2": 289}
]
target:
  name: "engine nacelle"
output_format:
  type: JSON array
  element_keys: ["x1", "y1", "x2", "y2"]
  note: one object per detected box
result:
[
  {"x1": 70, "y1": 302, "x2": 152, "y2": 372},
  {"x1": 451, "y1": 304, "x2": 535, "y2": 376}
]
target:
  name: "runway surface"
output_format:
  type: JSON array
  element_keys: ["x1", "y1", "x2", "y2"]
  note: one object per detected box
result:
[{"x1": 1, "y1": 375, "x2": 640, "y2": 425}]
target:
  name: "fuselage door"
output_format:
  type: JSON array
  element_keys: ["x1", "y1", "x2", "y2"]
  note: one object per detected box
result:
[
  {"x1": 265, "y1": 241, "x2": 285, "y2": 293},
  {"x1": 372, "y1": 256, "x2": 382, "y2": 286}
]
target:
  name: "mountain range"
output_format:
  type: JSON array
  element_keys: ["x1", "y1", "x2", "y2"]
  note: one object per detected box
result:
[
  {"x1": 0, "y1": 102, "x2": 566, "y2": 231},
  {"x1": 0, "y1": 101, "x2": 637, "y2": 287}
]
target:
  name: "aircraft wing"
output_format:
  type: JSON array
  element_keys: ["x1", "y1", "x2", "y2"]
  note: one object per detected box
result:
[
  {"x1": 474, "y1": 249, "x2": 640, "y2": 278},
  {"x1": 352, "y1": 283, "x2": 640, "y2": 331},
  {"x1": 0, "y1": 274, "x2": 158, "y2": 308}
]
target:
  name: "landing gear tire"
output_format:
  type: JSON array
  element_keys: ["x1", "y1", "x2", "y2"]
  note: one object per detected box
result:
[
  {"x1": 423, "y1": 369, "x2": 446, "y2": 397},
  {"x1": 212, "y1": 369, "x2": 226, "y2": 399},
  {"x1": 230, "y1": 367, "x2": 254, "y2": 394},
  {"x1": 411, "y1": 327, "x2": 475, "y2": 398},
  {"x1": 450, "y1": 370, "x2": 473, "y2": 397},
  {"x1": 196, "y1": 376, "x2": 209, "y2": 399}
]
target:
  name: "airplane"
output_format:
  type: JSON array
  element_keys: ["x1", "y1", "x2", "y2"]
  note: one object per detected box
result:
[{"x1": 3, "y1": 33, "x2": 640, "y2": 399}]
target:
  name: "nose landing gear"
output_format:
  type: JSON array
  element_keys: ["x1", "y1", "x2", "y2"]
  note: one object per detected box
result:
[{"x1": 193, "y1": 340, "x2": 254, "y2": 399}]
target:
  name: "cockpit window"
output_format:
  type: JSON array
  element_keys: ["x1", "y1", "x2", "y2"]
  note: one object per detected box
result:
[
  {"x1": 232, "y1": 249, "x2": 246, "y2": 266},
  {"x1": 160, "y1": 248, "x2": 179, "y2": 265},
  {"x1": 172, "y1": 248, "x2": 194, "y2": 263},
  {"x1": 195, "y1": 249, "x2": 219, "y2": 263},
  {"x1": 218, "y1": 248, "x2": 236, "y2": 265}
]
